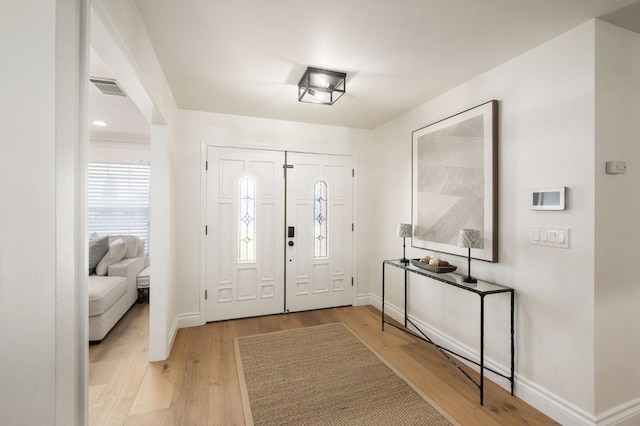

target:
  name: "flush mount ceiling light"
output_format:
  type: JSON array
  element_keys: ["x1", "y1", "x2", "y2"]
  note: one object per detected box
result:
[{"x1": 298, "y1": 67, "x2": 346, "y2": 105}]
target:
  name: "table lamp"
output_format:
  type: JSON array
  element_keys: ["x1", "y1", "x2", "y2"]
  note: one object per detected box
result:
[
  {"x1": 397, "y1": 223, "x2": 412, "y2": 264},
  {"x1": 458, "y1": 229, "x2": 482, "y2": 283}
]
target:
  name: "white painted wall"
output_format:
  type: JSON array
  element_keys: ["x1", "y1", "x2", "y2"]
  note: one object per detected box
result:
[
  {"x1": 372, "y1": 21, "x2": 599, "y2": 424},
  {"x1": 149, "y1": 125, "x2": 173, "y2": 361},
  {"x1": 90, "y1": 139, "x2": 150, "y2": 164},
  {"x1": 0, "y1": 1, "x2": 87, "y2": 424},
  {"x1": 173, "y1": 110, "x2": 375, "y2": 319},
  {"x1": 594, "y1": 21, "x2": 640, "y2": 423}
]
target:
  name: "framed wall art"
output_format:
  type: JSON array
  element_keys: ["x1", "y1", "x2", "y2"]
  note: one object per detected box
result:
[{"x1": 411, "y1": 100, "x2": 498, "y2": 262}]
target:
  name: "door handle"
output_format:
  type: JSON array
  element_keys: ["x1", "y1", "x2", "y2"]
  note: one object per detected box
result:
[{"x1": 288, "y1": 241, "x2": 294, "y2": 247}]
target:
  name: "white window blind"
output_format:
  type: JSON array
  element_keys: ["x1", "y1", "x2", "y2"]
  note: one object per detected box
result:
[{"x1": 88, "y1": 163, "x2": 150, "y2": 255}]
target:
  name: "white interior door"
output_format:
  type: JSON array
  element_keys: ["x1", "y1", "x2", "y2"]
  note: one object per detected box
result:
[
  {"x1": 206, "y1": 147, "x2": 285, "y2": 321},
  {"x1": 285, "y1": 152, "x2": 353, "y2": 312}
]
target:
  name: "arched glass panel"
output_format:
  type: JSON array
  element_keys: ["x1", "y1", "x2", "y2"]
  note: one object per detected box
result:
[
  {"x1": 239, "y1": 177, "x2": 256, "y2": 262},
  {"x1": 314, "y1": 181, "x2": 328, "y2": 258}
]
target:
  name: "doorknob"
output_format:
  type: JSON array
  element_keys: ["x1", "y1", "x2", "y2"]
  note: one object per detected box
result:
[{"x1": 288, "y1": 241, "x2": 294, "y2": 246}]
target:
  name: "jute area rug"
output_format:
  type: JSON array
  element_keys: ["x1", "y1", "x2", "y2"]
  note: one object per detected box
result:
[{"x1": 235, "y1": 323, "x2": 457, "y2": 425}]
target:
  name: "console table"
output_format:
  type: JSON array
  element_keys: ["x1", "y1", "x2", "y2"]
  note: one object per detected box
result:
[{"x1": 381, "y1": 259, "x2": 515, "y2": 405}]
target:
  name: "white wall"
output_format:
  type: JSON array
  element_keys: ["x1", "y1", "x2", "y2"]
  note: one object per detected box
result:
[
  {"x1": 90, "y1": 139, "x2": 150, "y2": 164},
  {"x1": 372, "y1": 21, "x2": 599, "y2": 424},
  {"x1": 0, "y1": 1, "x2": 87, "y2": 424},
  {"x1": 173, "y1": 110, "x2": 375, "y2": 319},
  {"x1": 594, "y1": 21, "x2": 640, "y2": 423}
]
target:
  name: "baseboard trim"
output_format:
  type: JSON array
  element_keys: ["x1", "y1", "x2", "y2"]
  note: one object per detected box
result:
[
  {"x1": 514, "y1": 374, "x2": 595, "y2": 425},
  {"x1": 596, "y1": 397, "x2": 640, "y2": 425},
  {"x1": 176, "y1": 311, "x2": 202, "y2": 329},
  {"x1": 166, "y1": 311, "x2": 202, "y2": 356},
  {"x1": 516, "y1": 380, "x2": 640, "y2": 425},
  {"x1": 355, "y1": 293, "x2": 378, "y2": 307},
  {"x1": 167, "y1": 315, "x2": 179, "y2": 356}
]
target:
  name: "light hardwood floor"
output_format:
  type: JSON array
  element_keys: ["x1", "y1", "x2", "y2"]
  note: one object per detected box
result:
[{"x1": 89, "y1": 303, "x2": 558, "y2": 425}]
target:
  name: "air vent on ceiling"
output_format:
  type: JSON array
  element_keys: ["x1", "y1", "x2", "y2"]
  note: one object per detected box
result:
[{"x1": 90, "y1": 77, "x2": 127, "y2": 97}]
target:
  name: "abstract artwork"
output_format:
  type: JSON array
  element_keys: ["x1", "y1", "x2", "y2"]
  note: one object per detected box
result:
[{"x1": 411, "y1": 100, "x2": 498, "y2": 262}]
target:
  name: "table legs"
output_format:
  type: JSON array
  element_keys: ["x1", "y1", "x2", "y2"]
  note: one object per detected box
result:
[{"x1": 381, "y1": 262, "x2": 385, "y2": 331}]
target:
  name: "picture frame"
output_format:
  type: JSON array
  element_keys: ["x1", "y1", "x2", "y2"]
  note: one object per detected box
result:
[{"x1": 411, "y1": 100, "x2": 498, "y2": 262}]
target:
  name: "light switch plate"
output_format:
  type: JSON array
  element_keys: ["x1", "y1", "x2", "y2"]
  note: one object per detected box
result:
[{"x1": 531, "y1": 227, "x2": 569, "y2": 248}]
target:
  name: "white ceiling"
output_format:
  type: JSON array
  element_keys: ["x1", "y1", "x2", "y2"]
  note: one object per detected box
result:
[
  {"x1": 91, "y1": 0, "x2": 640, "y2": 135},
  {"x1": 89, "y1": 49, "x2": 150, "y2": 139}
]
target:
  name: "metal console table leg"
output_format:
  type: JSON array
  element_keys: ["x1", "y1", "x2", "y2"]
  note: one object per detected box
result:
[
  {"x1": 480, "y1": 294, "x2": 485, "y2": 405},
  {"x1": 381, "y1": 262, "x2": 385, "y2": 331},
  {"x1": 381, "y1": 259, "x2": 515, "y2": 406}
]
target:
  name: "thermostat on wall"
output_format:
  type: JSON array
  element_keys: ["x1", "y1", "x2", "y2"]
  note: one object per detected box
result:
[
  {"x1": 531, "y1": 187, "x2": 566, "y2": 211},
  {"x1": 606, "y1": 161, "x2": 626, "y2": 174}
]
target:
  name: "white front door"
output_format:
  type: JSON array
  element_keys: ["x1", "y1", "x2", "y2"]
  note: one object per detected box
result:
[
  {"x1": 206, "y1": 147, "x2": 285, "y2": 322},
  {"x1": 285, "y1": 152, "x2": 353, "y2": 312},
  {"x1": 205, "y1": 148, "x2": 354, "y2": 321}
]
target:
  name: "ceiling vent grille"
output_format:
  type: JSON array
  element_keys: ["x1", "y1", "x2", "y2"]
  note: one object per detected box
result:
[{"x1": 90, "y1": 77, "x2": 127, "y2": 97}]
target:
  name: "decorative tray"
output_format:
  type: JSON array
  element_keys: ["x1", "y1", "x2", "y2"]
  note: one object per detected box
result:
[{"x1": 410, "y1": 259, "x2": 457, "y2": 274}]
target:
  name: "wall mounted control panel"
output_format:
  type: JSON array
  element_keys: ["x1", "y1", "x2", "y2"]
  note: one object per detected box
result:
[
  {"x1": 531, "y1": 187, "x2": 566, "y2": 211},
  {"x1": 531, "y1": 227, "x2": 570, "y2": 248},
  {"x1": 605, "y1": 161, "x2": 626, "y2": 174}
]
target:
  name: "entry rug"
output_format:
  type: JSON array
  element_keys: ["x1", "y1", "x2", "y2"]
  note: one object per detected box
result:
[{"x1": 235, "y1": 323, "x2": 457, "y2": 425}]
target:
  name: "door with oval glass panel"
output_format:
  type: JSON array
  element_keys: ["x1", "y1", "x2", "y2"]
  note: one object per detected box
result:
[{"x1": 285, "y1": 152, "x2": 353, "y2": 312}]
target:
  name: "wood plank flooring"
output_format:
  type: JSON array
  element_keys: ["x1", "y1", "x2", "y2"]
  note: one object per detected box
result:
[{"x1": 89, "y1": 303, "x2": 558, "y2": 425}]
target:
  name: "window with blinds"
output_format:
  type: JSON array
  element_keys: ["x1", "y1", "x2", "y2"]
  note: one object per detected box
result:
[{"x1": 88, "y1": 163, "x2": 150, "y2": 255}]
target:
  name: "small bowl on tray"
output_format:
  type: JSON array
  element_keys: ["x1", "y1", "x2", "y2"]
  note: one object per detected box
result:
[{"x1": 410, "y1": 259, "x2": 457, "y2": 274}]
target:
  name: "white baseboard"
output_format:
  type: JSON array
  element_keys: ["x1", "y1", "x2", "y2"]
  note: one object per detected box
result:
[
  {"x1": 517, "y1": 383, "x2": 640, "y2": 426},
  {"x1": 355, "y1": 293, "x2": 379, "y2": 308},
  {"x1": 167, "y1": 315, "x2": 179, "y2": 358},
  {"x1": 167, "y1": 311, "x2": 202, "y2": 356},
  {"x1": 596, "y1": 398, "x2": 640, "y2": 425},
  {"x1": 176, "y1": 311, "x2": 203, "y2": 329},
  {"x1": 515, "y1": 374, "x2": 596, "y2": 425}
]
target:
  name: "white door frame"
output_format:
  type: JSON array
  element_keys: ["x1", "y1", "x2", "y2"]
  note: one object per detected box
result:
[{"x1": 199, "y1": 143, "x2": 358, "y2": 324}]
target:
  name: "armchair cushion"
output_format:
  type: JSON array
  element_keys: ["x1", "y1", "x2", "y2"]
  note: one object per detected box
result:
[
  {"x1": 109, "y1": 235, "x2": 140, "y2": 259},
  {"x1": 107, "y1": 256, "x2": 145, "y2": 278},
  {"x1": 95, "y1": 238, "x2": 127, "y2": 276},
  {"x1": 88, "y1": 236, "x2": 109, "y2": 275},
  {"x1": 88, "y1": 275, "x2": 128, "y2": 316}
]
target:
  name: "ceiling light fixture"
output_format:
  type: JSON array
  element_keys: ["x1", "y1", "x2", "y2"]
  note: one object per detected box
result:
[
  {"x1": 92, "y1": 120, "x2": 107, "y2": 127},
  {"x1": 298, "y1": 67, "x2": 346, "y2": 105}
]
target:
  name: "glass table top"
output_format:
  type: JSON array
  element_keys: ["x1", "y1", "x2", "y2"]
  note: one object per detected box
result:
[{"x1": 384, "y1": 259, "x2": 513, "y2": 295}]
